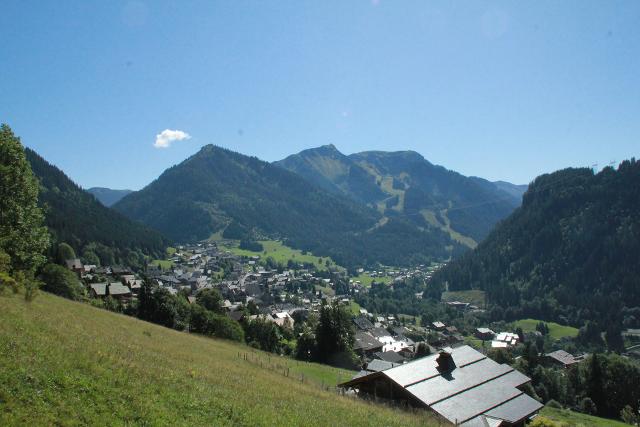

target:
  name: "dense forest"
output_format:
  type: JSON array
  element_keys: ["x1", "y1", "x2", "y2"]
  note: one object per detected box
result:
[
  {"x1": 431, "y1": 160, "x2": 640, "y2": 340},
  {"x1": 25, "y1": 149, "x2": 167, "y2": 268},
  {"x1": 115, "y1": 145, "x2": 462, "y2": 267}
]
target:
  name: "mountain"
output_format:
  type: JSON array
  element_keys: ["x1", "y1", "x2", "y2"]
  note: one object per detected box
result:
[
  {"x1": 277, "y1": 145, "x2": 522, "y2": 248},
  {"x1": 491, "y1": 181, "x2": 528, "y2": 200},
  {"x1": 114, "y1": 145, "x2": 463, "y2": 268},
  {"x1": 87, "y1": 187, "x2": 133, "y2": 207},
  {"x1": 25, "y1": 148, "x2": 167, "y2": 268},
  {"x1": 431, "y1": 159, "x2": 640, "y2": 334}
]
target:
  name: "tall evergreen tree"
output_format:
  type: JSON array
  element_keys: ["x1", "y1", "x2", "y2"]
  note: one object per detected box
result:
[
  {"x1": 0, "y1": 124, "x2": 49, "y2": 273},
  {"x1": 315, "y1": 302, "x2": 357, "y2": 368}
]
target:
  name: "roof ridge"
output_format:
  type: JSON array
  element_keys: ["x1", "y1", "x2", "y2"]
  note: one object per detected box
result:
[{"x1": 402, "y1": 355, "x2": 489, "y2": 388}]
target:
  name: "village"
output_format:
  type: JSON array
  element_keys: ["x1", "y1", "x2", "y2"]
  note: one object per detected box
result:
[
  {"x1": 63, "y1": 241, "x2": 604, "y2": 371},
  {"x1": 61, "y1": 242, "x2": 609, "y2": 425}
]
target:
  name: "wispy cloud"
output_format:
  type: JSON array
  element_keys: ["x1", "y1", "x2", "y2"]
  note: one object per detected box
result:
[{"x1": 154, "y1": 129, "x2": 191, "y2": 148}]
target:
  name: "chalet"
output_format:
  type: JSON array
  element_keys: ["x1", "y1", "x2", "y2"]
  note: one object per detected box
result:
[
  {"x1": 340, "y1": 346, "x2": 543, "y2": 426},
  {"x1": 272, "y1": 312, "x2": 294, "y2": 328},
  {"x1": 492, "y1": 332, "x2": 519, "y2": 348},
  {"x1": 90, "y1": 283, "x2": 107, "y2": 298},
  {"x1": 373, "y1": 350, "x2": 405, "y2": 364},
  {"x1": 544, "y1": 350, "x2": 584, "y2": 369},
  {"x1": 432, "y1": 321, "x2": 446, "y2": 331},
  {"x1": 354, "y1": 331, "x2": 384, "y2": 357},
  {"x1": 65, "y1": 258, "x2": 84, "y2": 275},
  {"x1": 476, "y1": 328, "x2": 496, "y2": 341},
  {"x1": 111, "y1": 266, "x2": 132, "y2": 276},
  {"x1": 108, "y1": 282, "x2": 132, "y2": 300},
  {"x1": 353, "y1": 316, "x2": 375, "y2": 331}
]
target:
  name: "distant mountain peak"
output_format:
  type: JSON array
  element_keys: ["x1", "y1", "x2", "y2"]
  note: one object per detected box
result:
[
  {"x1": 296, "y1": 143, "x2": 344, "y2": 158},
  {"x1": 87, "y1": 187, "x2": 133, "y2": 207}
]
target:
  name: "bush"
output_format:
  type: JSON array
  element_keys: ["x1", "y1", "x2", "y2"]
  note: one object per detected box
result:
[
  {"x1": 189, "y1": 304, "x2": 244, "y2": 342},
  {"x1": 39, "y1": 263, "x2": 85, "y2": 300},
  {"x1": 579, "y1": 397, "x2": 597, "y2": 415},
  {"x1": 546, "y1": 399, "x2": 562, "y2": 409}
]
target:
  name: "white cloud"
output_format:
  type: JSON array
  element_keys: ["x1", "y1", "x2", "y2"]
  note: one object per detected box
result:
[{"x1": 154, "y1": 129, "x2": 191, "y2": 148}]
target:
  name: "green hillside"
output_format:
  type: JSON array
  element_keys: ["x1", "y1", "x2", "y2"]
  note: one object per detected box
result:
[
  {"x1": 512, "y1": 319, "x2": 579, "y2": 341},
  {"x1": 538, "y1": 406, "x2": 631, "y2": 427},
  {"x1": 0, "y1": 293, "x2": 438, "y2": 426}
]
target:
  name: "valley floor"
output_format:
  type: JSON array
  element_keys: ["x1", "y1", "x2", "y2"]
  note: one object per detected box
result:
[{"x1": 0, "y1": 292, "x2": 440, "y2": 426}]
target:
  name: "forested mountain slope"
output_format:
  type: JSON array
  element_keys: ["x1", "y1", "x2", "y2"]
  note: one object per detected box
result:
[
  {"x1": 277, "y1": 145, "x2": 521, "y2": 248},
  {"x1": 115, "y1": 145, "x2": 463, "y2": 267},
  {"x1": 431, "y1": 159, "x2": 640, "y2": 335},
  {"x1": 25, "y1": 148, "x2": 167, "y2": 267}
]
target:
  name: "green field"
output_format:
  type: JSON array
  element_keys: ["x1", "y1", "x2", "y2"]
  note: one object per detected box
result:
[
  {"x1": 538, "y1": 406, "x2": 630, "y2": 426},
  {"x1": 351, "y1": 273, "x2": 393, "y2": 287},
  {"x1": 151, "y1": 259, "x2": 174, "y2": 269},
  {"x1": 441, "y1": 290, "x2": 486, "y2": 307},
  {"x1": 512, "y1": 318, "x2": 579, "y2": 340},
  {"x1": 0, "y1": 293, "x2": 440, "y2": 426},
  {"x1": 315, "y1": 284, "x2": 335, "y2": 297},
  {"x1": 349, "y1": 301, "x2": 361, "y2": 316},
  {"x1": 222, "y1": 240, "x2": 338, "y2": 271}
]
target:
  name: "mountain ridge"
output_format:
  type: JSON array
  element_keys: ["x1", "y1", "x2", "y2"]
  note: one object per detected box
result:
[
  {"x1": 276, "y1": 145, "x2": 523, "y2": 248},
  {"x1": 115, "y1": 144, "x2": 463, "y2": 267}
]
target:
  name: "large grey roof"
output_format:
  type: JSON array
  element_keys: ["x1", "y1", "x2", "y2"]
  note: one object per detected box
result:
[
  {"x1": 353, "y1": 331, "x2": 383, "y2": 351},
  {"x1": 340, "y1": 345, "x2": 542, "y2": 425},
  {"x1": 385, "y1": 345, "x2": 483, "y2": 387},
  {"x1": 108, "y1": 282, "x2": 131, "y2": 296}
]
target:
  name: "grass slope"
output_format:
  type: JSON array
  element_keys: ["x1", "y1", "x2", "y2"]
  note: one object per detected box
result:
[
  {"x1": 223, "y1": 240, "x2": 338, "y2": 271},
  {"x1": 0, "y1": 293, "x2": 438, "y2": 426},
  {"x1": 512, "y1": 318, "x2": 579, "y2": 340},
  {"x1": 539, "y1": 406, "x2": 630, "y2": 426}
]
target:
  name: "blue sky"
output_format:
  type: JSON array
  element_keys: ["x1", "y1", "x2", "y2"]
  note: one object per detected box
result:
[{"x1": 1, "y1": 1, "x2": 639, "y2": 190}]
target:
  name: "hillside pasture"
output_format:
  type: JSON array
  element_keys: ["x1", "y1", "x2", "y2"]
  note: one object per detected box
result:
[
  {"x1": 512, "y1": 318, "x2": 579, "y2": 341},
  {"x1": 0, "y1": 292, "x2": 440, "y2": 426}
]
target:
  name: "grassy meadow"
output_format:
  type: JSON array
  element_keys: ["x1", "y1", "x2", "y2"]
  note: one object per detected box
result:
[
  {"x1": 221, "y1": 240, "x2": 339, "y2": 271},
  {"x1": 512, "y1": 318, "x2": 579, "y2": 340},
  {"x1": 538, "y1": 406, "x2": 631, "y2": 426},
  {"x1": 351, "y1": 272, "x2": 393, "y2": 287},
  {"x1": 0, "y1": 292, "x2": 441, "y2": 426}
]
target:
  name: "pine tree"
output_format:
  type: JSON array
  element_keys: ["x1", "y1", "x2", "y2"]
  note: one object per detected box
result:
[{"x1": 0, "y1": 124, "x2": 49, "y2": 273}]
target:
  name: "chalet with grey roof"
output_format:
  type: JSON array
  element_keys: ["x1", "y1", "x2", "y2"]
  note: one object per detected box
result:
[{"x1": 339, "y1": 345, "x2": 542, "y2": 426}]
